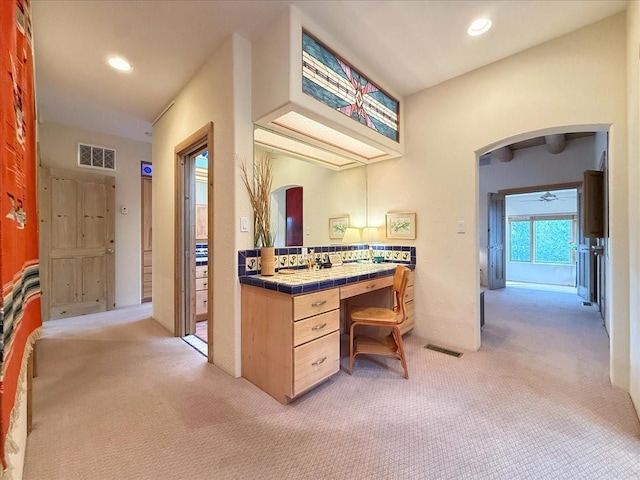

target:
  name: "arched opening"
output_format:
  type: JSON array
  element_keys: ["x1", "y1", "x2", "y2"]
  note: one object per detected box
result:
[{"x1": 272, "y1": 184, "x2": 303, "y2": 247}]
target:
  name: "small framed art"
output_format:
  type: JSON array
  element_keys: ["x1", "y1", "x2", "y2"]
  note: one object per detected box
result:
[
  {"x1": 386, "y1": 212, "x2": 416, "y2": 239},
  {"x1": 329, "y1": 215, "x2": 350, "y2": 239}
]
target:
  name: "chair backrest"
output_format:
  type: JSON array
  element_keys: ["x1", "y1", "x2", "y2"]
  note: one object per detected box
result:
[{"x1": 393, "y1": 266, "x2": 410, "y2": 323}]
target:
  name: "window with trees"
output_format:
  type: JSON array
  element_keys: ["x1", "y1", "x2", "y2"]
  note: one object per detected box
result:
[{"x1": 509, "y1": 215, "x2": 576, "y2": 264}]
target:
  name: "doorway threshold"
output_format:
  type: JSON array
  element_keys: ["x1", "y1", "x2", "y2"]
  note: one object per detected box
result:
[
  {"x1": 182, "y1": 334, "x2": 207, "y2": 357},
  {"x1": 506, "y1": 281, "x2": 577, "y2": 294}
]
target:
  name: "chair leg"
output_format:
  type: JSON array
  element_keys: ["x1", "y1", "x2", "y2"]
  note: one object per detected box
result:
[
  {"x1": 349, "y1": 322, "x2": 357, "y2": 374},
  {"x1": 393, "y1": 326, "x2": 409, "y2": 379}
]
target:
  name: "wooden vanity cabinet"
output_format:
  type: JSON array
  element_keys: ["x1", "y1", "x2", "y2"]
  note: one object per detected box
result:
[
  {"x1": 398, "y1": 270, "x2": 415, "y2": 335},
  {"x1": 241, "y1": 285, "x2": 340, "y2": 404},
  {"x1": 195, "y1": 265, "x2": 208, "y2": 320}
]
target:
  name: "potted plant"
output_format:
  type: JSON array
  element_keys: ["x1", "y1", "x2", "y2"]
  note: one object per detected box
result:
[{"x1": 240, "y1": 155, "x2": 275, "y2": 275}]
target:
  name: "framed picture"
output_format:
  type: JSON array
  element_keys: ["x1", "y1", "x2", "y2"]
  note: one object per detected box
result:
[
  {"x1": 386, "y1": 212, "x2": 416, "y2": 239},
  {"x1": 329, "y1": 215, "x2": 350, "y2": 239}
]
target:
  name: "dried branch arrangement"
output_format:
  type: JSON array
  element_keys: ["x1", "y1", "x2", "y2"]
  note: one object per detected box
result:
[{"x1": 239, "y1": 155, "x2": 274, "y2": 247}]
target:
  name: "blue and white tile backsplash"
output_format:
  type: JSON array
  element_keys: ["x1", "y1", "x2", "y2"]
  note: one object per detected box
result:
[{"x1": 237, "y1": 244, "x2": 416, "y2": 277}]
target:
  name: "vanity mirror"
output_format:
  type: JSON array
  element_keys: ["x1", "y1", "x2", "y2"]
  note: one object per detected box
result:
[{"x1": 254, "y1": 138, "x2": 367, "y2": 248}]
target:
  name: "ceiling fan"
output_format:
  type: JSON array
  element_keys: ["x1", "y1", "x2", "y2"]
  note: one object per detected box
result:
[
  {"x1": 520, "y1": 191, "x2": 559, "y2": 202},
  {"x1": 537, "y1": 191, "x2": 558, "y2": 202}
]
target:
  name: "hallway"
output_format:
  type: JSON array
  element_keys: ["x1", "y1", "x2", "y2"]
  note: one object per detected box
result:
[{"x1": 23, "y1": 290, "x2": 639, "y2": 479}]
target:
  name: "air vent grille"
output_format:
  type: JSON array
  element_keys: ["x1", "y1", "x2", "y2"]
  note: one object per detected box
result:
[{"x1": 78, "y1": 143, "x2": 116, "y2": 171}]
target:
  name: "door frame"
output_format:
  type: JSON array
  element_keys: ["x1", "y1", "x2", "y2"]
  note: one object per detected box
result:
[
  {"x1": 498, "y1": 181, "x2": 582, "y2": 290},
  {"x1": 174, "y1": 123, "x2": 214, "y2": 362},
  {"x1": 141, "y1": 165, "x2": 152, "y2": 303},
  {"x1": 597, "y1": 150, "x2": 608, "y2": 320}
]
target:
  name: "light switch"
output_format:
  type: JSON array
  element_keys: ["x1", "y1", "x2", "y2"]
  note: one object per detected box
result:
[
  {"x1": 240, "y1": 217, "x2": 249, "y2": 232},
  {"x1": 457, "y1": 220, "x2": 466, "y2": 233}
]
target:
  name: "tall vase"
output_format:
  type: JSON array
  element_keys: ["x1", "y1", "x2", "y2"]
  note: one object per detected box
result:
[{"x1": 261, "y1": 246, "x2": 275, "y2": 276}]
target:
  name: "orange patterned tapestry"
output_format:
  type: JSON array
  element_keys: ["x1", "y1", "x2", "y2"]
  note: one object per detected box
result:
[{"x1": 0, "y1": 0, "x2": 41, "y2": 471}]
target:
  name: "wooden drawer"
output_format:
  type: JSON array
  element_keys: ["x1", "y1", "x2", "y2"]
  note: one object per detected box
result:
[
  {"x1": 195, "y1": 289, "x2": 208, "y2": 315},
  {"x1": 143, "y1": 272, "x2": 152, "y2": 283},
  {"x1": 143, "y1": 251, "x2": 152, "y2": 267},
  {"x1": 293, "y1": 288, "x2": 339, "y2": 321},
  {"x1": 293, "y1": 330, "x2": 339, "y2": 396},
  {"x1": 142, "y1": 281, "x2": 152, "y2": 299},
  {"x1": 196, "y1": 265, "x2": 208, "y2": 279},
  {"x1": 406, "y1": 270, "x2": 414, "y2": 286},
  {"x1": 340, "y1": 275, "x2": 393, "y2": 299},
  {"x1": 196, "y1": 277, "x2": 208, "y2": 291},
  {"x1": 403, "y1": 285, "x2": 414, "y2": 304},
  {"x1": 293, "y1": 310, "x2": 339, "y2": 347},
  {"x1": 399, "y1": 300, "x2": 414, "y2": 335}
]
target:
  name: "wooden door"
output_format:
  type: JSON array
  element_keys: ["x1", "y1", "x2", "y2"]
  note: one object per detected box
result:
[
  {"x1": 285, "y1": 187, "x2": 303, "y2": 246},
  {"x1": 488, "y1": 192, "x2": 506, "y2": 290},
  {"x1": 39, "y1": 168, "x2": 115, "y2": 320},
  {"x1": 141, "y1": 175, "x2": 152, "y2": 302},
  {"x1": 583, "y1": 170, "x2": 604, "y2": 238},
  {"x1": 576, "y1": 186, "x2": 591, "y2": 300}
]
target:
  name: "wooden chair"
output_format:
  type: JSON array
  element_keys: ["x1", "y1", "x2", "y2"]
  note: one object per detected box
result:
[{"x1": 349, "y1": 265, "x2": 410, "y2": 378}]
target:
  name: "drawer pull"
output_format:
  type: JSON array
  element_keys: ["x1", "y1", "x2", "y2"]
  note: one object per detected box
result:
[
  {"x1": 203, "y1": 300, "x2": 207, "y2": 303},
  {"x1": 311, "y1": 323, "x2": 327, "y2": 331},
  {"x1": 366, "y1": 284, "x2": 375, "y2": 289},
  {"x1": 311, "y1": 356, "x2": 327, "y2": 367},
  {"x1": 311, "y1": 300, "x2": 327, "y2": 307},
  {"x1": 203, "y1": 283, "x2": 207, "y2": 287}
]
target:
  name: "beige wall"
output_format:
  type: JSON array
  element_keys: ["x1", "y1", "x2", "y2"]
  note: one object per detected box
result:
[
  {"x1": 152, "y1": 34, "x2": 253, "y2": 376},
  {"x1": 367, "y1": 14, "x2": 629, "y2": 388},
  {"x1": 627, "y1": 1, "x2": 640, "y2": 416},
  {"x1": 38, "y1": 121, "x2": 152, "y2": 308}
]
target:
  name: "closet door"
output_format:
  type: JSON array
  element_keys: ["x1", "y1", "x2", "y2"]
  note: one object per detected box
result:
[{"x1": 40, "y1": 167, "x2": 115, "y2": 319}]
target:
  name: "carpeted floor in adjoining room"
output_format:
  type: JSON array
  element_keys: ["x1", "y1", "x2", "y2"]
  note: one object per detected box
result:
[{"x1": 24, "y1": 289, "x2": 640, "y2": 479}]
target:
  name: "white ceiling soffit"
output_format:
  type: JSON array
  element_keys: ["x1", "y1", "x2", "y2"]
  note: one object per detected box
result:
[
  {"x1": 254, "y1": 127, "x2": 362, "y2": 170},
  {"x1": 32, "y1": 1, "x2": 628, "y2": 144},
  {"x1": 272, "y1": 112, "x2": 386, "y2": 159}
]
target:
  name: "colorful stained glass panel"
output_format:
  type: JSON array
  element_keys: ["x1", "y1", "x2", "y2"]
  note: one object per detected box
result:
[{"x1": 302, "y1": 31, "x2": 399, "y2": 142}]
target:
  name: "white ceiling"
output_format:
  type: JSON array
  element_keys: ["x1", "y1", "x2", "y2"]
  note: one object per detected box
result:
[{"x1": 32, "y1": 0, "x2": 628, "y2": 144}]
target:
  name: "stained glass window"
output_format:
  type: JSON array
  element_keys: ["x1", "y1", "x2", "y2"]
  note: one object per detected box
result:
[{"x1": 302, "y1": 31, "x2": 399, "y2": 142}]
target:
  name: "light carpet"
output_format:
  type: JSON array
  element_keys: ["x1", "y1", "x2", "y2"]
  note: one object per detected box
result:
[{"x1": 24, "y1": 290, "x2": 640, "y2": 479}]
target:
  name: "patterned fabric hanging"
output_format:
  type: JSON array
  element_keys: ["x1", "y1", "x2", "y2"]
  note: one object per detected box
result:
[{"x1": 0, "y1": 0, "x2": 42, "y2": 472}]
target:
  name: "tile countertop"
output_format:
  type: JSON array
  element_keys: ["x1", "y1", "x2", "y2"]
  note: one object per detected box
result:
[{"x1": 239, "y1": 262, "x2": 414, "y2": 295}]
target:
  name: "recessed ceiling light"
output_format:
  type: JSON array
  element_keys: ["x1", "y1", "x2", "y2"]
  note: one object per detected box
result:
[
  {"x1": 107, "y1": 56, "x2": 132, "y2": 72},
  {"x1": 467, "y1": 18, "x2": 492, "y2": 36}
]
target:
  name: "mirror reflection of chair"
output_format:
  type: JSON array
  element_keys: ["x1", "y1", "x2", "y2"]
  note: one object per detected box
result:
[{"x1": 348, "y1": 265, "x2": 411, "y2": 378}]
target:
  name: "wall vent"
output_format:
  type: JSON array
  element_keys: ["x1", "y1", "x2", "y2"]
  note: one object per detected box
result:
[{"x1": 78, "y1": 143, "x2": 116, "y2": 171}]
